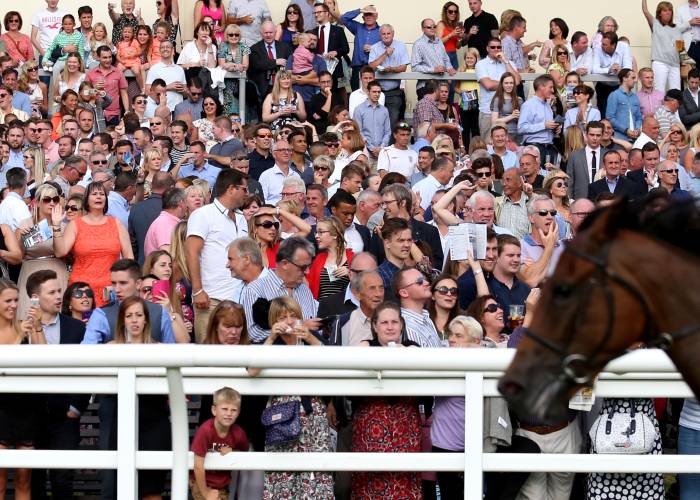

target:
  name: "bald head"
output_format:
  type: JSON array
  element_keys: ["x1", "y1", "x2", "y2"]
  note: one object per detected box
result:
[
  {"x1": 642, "y1": 116, "x2": 660, "y2": 140},
  {"x1": 261, "y1": 21, "x2": 276, "y2": 43},
  {"x1": 570, "y1": 198, "x2": 595, "y2": 234}
]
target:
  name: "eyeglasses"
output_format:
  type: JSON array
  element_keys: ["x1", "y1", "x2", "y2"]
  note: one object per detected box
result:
[
  {"x1": 435, "y1": 286, "x2": 458, "y2": 296},
  {"x1": 313, "y1": 10, "x2": 326, "y2": 15},
  {"x1": 134, "y1": 99, "x2": 146, "y2": 104},
  {"x1": 227, "y1": 33, "x2": 240, "y2": 37},
  {"x1": 553, "y1": 180, "x2": 569, "y2": 188},
  {"x1": 422, "y1": 24, "x2": 437, "y2": 29},
  {"x1": 316, "y1": 229, "x2": 330, "y2": 235},
  {"x1": 255, "y1": 220, "x2": 280, "y2": 230},
  {"x1": 537, "y1": 209, "x2": 558, "y2": 217},
  {"x1": 402, "y1": 276, "x2": 428, "y2": 289},
  {"x1": 274, "y1": 148, "x2": 293, "y2": 153},
  {"x1": 281, "y1": 191, "x2": 302, "y2": 197},
  {"x1": 257, "y1": 133, "x2": 273, "y2": 139},
  {"x1": 661, "y1": 168, "x2": 679, "y2": 174},
  {"x1": 41, "y1": 196, "x2": 61, "y2": 204},
  {"x1": 72, "y1": 288, "x2": 94, "y2": 299},
  {"x1": 92, "y1": 159, "x2": 108, "y2": 165},
  {"x1": 483, "y1": 303, "x2": 501, "y2": 314},
  {"x1": 380, "y1": 199, "x2": 398, "y2": 208},
  {"x1": 475, "y1": 171, "x2": 491, "y2": 178},
  {"x1": 287, "y1": 259, "x2": 312, "y2": 272},
  {"x1": 66, "y1": 204, "x2": 80, "y2": 212}
]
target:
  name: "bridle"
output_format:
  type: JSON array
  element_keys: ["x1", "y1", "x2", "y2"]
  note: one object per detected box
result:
[{"x1": 524, "y1": 241, "x2": 700, "y2": 384}]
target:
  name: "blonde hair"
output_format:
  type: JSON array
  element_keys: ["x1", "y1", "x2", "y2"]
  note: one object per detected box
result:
[
  {"x1": 61, "y1": 53, "x2": 85, "y2": 84},
  {"x1": 170, "y1": 221, "x2": 190, "y2": 282},
  {"x1": 213, "y1": 386, "x2": 242, "y2": 406},
  {"x1": 142, "y1": 148, "x2": 163, "y2": 171},
  {"x1": 0, "y1": 280, "x2": 21, "y2": 337},
  {"x1": 460, "y1": 48, "x2": 481, "y2": 71},
  {"x1": 563, "y1": 126, "x2": 585, "y2": 160},
  {"x1": 268, "y1": 296, "x2": 303, "y2": 326},
  {"x1": 317, "y1": 216, "x2": 346, "y2": 265},
  {"x1": 32, "y1": 183, "x2": 60, "y2": 224},
  {"x1": 18, "y1": 60, "x2": 41, "y2": 93},
  {"x1": 25, "y1": 146, "x2": 47, "y2": 190},
  {"x1": 431, "y1": 134, "x2": 454, "y2": 151},
  {"x1": 277, "y1": 199, "x2": 301, "y2": 216},
  {"x1": 448, "y1": 315, "x2": 484, "y2": 343},
  {"x1": 271, "y1": 69, "x2": 295, "y2": 105}
]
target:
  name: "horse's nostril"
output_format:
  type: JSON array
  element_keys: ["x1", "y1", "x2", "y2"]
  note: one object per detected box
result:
[{"x1": 498, "y1": 380, "x2": 524, "y2": 398}]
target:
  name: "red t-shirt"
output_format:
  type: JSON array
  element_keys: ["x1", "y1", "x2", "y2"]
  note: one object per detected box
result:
[{"x1": 190, "y1": 418, "x2": 249, "y2": 489}]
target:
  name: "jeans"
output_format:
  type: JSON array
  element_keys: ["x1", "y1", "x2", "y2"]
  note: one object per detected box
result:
[{"x1": 679, "y1": 425, "x2": 700, "y2": 498}]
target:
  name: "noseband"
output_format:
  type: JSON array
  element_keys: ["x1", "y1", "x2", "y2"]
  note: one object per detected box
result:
[{"x1": 524, "y1": 241, "x2": 700, "y2": 384}]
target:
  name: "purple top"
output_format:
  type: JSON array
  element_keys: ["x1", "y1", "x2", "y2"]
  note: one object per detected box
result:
[{"x1": 430, "y1": 396, "x2": 465, "y2": 451}]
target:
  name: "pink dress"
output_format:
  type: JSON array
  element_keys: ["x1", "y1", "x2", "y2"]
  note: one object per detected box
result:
[{"x1": 200, "y1": 3, "x2": 225, "y2": 43}]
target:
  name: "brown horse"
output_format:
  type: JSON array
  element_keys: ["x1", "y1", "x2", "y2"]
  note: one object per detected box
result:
[{"x1": 499, "y1": 198, "x2": 700, "y2": 422}]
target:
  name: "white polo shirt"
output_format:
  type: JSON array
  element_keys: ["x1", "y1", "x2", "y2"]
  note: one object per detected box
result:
[
  {"x1": 259, "y1": 163, "x2": 301, "y2": 205},
  {"x1": 146, "y1": 62, "x2": 186, "y2": 111},
  {"x1": 186, "y1": 198, "x2": 248, "y2": 301},
  {"x1": 376, "y1": 145, "x2": 418, "y2": 178}
]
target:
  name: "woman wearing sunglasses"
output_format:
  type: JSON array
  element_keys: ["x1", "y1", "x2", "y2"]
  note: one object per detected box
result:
[
  {"x1": 217, "y1": 25, "x2": 249, "y2": 115},
  {"x1": 248, "y1": 205, "x2": 310, "y2": 268},
  {"x1": 428, "y1": 274, "x2": 461, "y2": 344},
  {"x1": 61, "y1": 282, "x2": 96, "y2": 323},
  {"x1": 543, "y1": 169, "x2": 572, "y2": 235},
  {"x1": 465, "y1": 295, "x2": 508, "y2": 348},
  {"x1": 275, "y1": 4, "x2": 305, "y2": 47},
  {"x1": 64, "y1": 194, "x2": 84, "y2": 223},
  {"x1": 0, "y1": 12, "x2": 33, "y2": 65},
  {"x1": 22, "y1": 147, "x2": 48, "y2": 195},
  {"x1": 563, "y1": 84, "x2": 600, "y2": 135},
  {"x1": 15, "y1": 183, "x2": 67, "y2": 318},
  {"x1": 18, "y1": 60, "x2": 48, "y2": 118}
]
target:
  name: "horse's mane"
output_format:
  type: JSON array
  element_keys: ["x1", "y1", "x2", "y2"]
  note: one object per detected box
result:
[{"x1": 581, "y1": 196, "x2": 700, "y2": 258}]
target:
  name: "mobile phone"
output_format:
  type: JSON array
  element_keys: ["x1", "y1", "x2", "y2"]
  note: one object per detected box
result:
[
  {"x1": 123, "y1": 151, "x2": 133, "y2": 165},
  {"x1": 152, "y1": 280, "x2": 170, "y2": 299},
  {"x1": 30, "y1": 297, "x2": 40, "y2": 308}
]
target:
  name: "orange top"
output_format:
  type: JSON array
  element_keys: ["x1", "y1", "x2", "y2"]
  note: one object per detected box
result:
[
  {"x1": 443, "y1": 25, "x2": 458, "y2": 53},
  {"x1": 117, "y1": 39, "x2": 142, "y2": 67},
  {"x1": 69, "y1": 216, "x2": 122, "y2": 308}
]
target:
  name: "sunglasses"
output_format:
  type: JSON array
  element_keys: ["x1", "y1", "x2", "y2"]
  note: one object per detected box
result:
[
  {"x1": 92, "y1": 159, "x2": 109, "y2": 165},
  {"x1": 557, "y1": 51, "x2": 568, "y2": 55},
  {"x1": 150, "y1": 121, "x2": 163, "y2": 126},
  {"x1": 141, "y1": 286, "x2": 153, "y2": 293},
  {"x1": 537, "y1": 209, "x2": 558, "y2": 217},
  {"x1": 325, "y1": 142, "x2": 340, "y2": 147},
  {"x1": 0, "y1": 93, "x2": 9, "y2": 98},
  {"x1": 403, "y1": 276, "x2": 428, "y2": 289},
  {"x1": 423, "y1": 24, "x2": 437, "y2": 29},
  {"x1": 288, "y1": 260, "x2": 312, "y2": 272},
  {"x1": 66, "y1": 204, "x2": 80, "y2": 212},
  {"x1": 72, "y1": 288, "x2": 94, "y2": 299},
  {"x1": 553, "y1": 180, "x2": 569, "y2": 188},
  {"x1": 156, "y1": 1, "x2": 162, "y2": 5},
  {"x1": 475, "y1": 171, "x2": 491, "y2": 178},
  {"x1": 190, "y1": 92, "x2": 202, "y2": 97},
  {"x1": 8, "y1": 18, "x2": 20, "y2": 23},
  {"x1": 134, "y1": 99, "x2": 146, "y2": 104},
  {"x1": 41, "y1": 196, "x2": 61, "y2": 204},
  {"x1": 314, "y1": 166, "x2": 330, "y2": 171},
  {"x1": 435, "y1": 286, "x2": 458, "y2": 296},
  {"x1": 286, "y1": 10, "x2": 299, "y2": 15},
  {"x1": 28, "y1": 66, "x2": 39, "y2": 72},
  {"x1": 661, "y1": 168, "x2": 679, "y2": 174},
  {"x1": 257, "y1": 133, "x2": 273, "y2": 139},
  {"x1": 447, "y1": 9, "x2": 458, "y2": 13},
  {"x1": 483, "y1": 303, "x2": 500, "y2": 314},
  {"x1": 670, "y1": 130, "x2": 682, "y2": 134},
  {"x1": 488, "y1": 45, "x2": 502, "y2": 49},
  {"x1": 227, "y1": 33, "x2": 240, "y2": 37},
  {"x1": 256, "y1": 220, "x2": 280, "y2": 230}
]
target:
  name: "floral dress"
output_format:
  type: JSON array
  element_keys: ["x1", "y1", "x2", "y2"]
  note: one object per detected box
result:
[
  {"x1": 193, "y1": 118, "x2": 216, "y2": 150},
  {"x1": 270, "y1": 94, "x2": 300, "y2": 132},
  {"x1": 586, "y1": 398, "x2": 664, "y2": 499},
  {"x1": 217, "y1": 42, "x2": 250, "y2": 114},
  {"x1": 263, "y1": 395, "x2": 334, "y2": 499}
]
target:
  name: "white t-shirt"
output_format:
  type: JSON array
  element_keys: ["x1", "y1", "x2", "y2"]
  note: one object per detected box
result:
[
  {"x1": 376, "y1": 145, "x2": 418, "y2": 178},
  {"x1": 0, "y1": 192, "x2": 32, "y2": 231},
  {"x1": 31, "y1": 8, "x2": 69, "y2": 52},
  {"x1": 146, "y1": 62, "x2": 187, "y2": 111}
]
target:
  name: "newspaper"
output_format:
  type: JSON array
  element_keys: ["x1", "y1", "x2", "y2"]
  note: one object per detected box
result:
[
  {"x1": 448, "y1": 223, "x2": 487, "y2": 261},
  {"x1": 325, "y1": 57, "x2": 339, "y2": 75},
  {"x1": 569, "y1": 380, "x2": 597, "y2": 412},
  {"x1": 21, "y1": 219, "x2": 52, "y2": 250}
]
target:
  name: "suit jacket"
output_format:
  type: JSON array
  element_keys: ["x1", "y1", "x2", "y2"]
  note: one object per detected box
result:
[
  {"x1": 128, "y1": 193, "x2": 163, "y2": 265},
  {"x1": 311, "y1": 24, "x2": 350, "y2": 80},
  {"x1": 317, "y1": 288, "x2": 357, "y2": 318},
  {"x1": 567, "y1": 147, "x2": 606, "y2": 200},
  {"x1": 248, "y1": 40, "x2": 293, "y2": 99},
  {"x1": 679, "y1": 89, "x2": 700, "y2": 129},
  {"x1": 369, "y1": 218, "x2": 444, "y2": 271},
  {"x1": 587, "y1": 176, "x2": 638, "y2": 201},
  {"x1": 46, "y1": 314, "x2": 89, "y2": 416}
]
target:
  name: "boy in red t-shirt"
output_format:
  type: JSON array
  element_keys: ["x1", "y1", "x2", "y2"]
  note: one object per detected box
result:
[{"x1": 190, "y1": 387, "x2": 248, "y2": 500}]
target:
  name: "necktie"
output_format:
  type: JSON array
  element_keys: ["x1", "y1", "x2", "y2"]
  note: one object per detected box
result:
[
  {"x1": 591, "y1": 150, "x2": 597, "y2": 180},
  {"x1": 267, "y1": 43, "x2": 274, "y2": 60},
  {"x1": 318, "y1": 25, "x2": 326, "y2": 54}
]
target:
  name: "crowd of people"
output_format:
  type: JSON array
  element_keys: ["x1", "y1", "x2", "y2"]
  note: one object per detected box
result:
[{"x1": 0, "y1": 0, "x2": 700, "y2": 499}]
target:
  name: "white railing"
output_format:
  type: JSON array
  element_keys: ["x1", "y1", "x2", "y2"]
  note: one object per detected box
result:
[{"x1": 0, "y1": 346, "x2": 693, "y2": 500}]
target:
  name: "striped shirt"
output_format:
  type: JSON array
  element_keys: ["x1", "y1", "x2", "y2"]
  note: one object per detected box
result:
[
  {"x1": 46, "y1": 31, "x2": 85, "y2": 62},
  {"x1": 501, "y1": 35, "x2": 527, "y2": 71},
  {"x1": 243, "y1": 269, "x2": 318, "y2": 342},
  {"x1": 410, "y1": 34, "x2": 452, "y2": 89},
  {"x1": 496, "y1": 194, "x2": 530, "y2": 240},
  {"x1": 680, "y1": 398, "x2": 700, "y2": 431},
  {"x1": 401, "y1": 308, "x2": 442, "y2": 348}
]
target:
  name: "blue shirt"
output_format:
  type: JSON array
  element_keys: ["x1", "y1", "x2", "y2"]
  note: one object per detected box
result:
[
  {"x1": 6, "y1": 149, "x2": 25, "y2": 169},
  {"x1": 689, "y1": 172, "x2": 700, "y2": 200},
  {"x1": 340, "y1": 9, "x2": 381, "y2": 67},
  {"x1": 177, "y1": 161, "x2": 221, "y2": 186},
  {"x1": 12, "y1": 92, "x2": 32, "y2": 115},
  {"x1": 377, "y1": 259, "x2": 400, "y2": 294},
  {"x1": 518, "y1": 96, "x2": 554, "y2": 145},
  {"x1": 368, "y1": 39, "x2": 410, "y2": 91},
  {"x1": 81, "y1": 305, "x2": 176, "y2": 344},
  {"x1": 106, "y1": 190, "x2": 130, "y2": 229},
  {"x1": 353, "y1": 100, "x2": 391, "y2": 149},
  {"x1": 606, "y1": 87, "x2": 643, "y2": 140}
]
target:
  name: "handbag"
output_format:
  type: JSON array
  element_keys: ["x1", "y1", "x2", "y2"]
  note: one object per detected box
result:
[
  {"x1": 261, "y1": 400, "x2": 301, "y2": 446},
  {"x1": 589, "y1": 400, "x2": 657, "y2": 454}
]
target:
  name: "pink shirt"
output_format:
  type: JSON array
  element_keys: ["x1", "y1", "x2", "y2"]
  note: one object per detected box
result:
[
  {"x1": 85, "y1": 65, "x2": 128, "y2": 119},
  {"x1": 638, "y1": 88, "x2": 664, "y2": 118},
  {"x1": 144, "y1": 210, "x2": 180, "y2": 256}
]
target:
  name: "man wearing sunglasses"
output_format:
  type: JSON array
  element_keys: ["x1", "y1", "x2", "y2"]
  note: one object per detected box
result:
[
  {"x1": 395, "y1": 267, "x2": 442, "y2": 347},
  {"x1": 173, "y1": 77, "x2": 205, "y2": 119},
  {"x1": 518, "y1": 195, "x2": 562, "y2": 288},
  {"x1": 656, "y1": 159, "x2": 693, "y2": 201}
]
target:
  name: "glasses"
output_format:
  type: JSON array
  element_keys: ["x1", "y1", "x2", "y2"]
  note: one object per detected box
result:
[
  {"x1": 661, "y1": 168, "x2": 679, "y2": 174},
  {"x1": 402, "y1": 276, "x2": 428, "y2": 289},
  {"x1": 286, "y1": 10, "x2": 299, "y2": 15},
  {"x1": 314, "y1": 166, "x2": 330, "y2": 171},
  {"x1": 488, "y1": 45, "x2": 502, "y2": 49},
  {"x1": 475, "y1": 171, "x2": 491, "y2": 178},
  {"x1": 255, "y1": 220, "x2": 280, "y2": 230},
  {"x1": 190, "y1": 92, "x2": 202, "y2": 97},
  {"x1": 447, "y1": 9, "x2": 458, "y2": 13},
  {"x1": 72, "y1": 288, "x2": 94, "y2": 299},
  {"x1": 281, "y1": 191, "x2": 302, "y2": 197},
  {"x1": 423, "y1": 24, "x2": 437, "y2": 29},
  {"x1": 483, "y1": 303, "x2": 500, "y2": 314},
  {"x1": 204, "y1": 101, "x2": 217, "y2": 106},
  {"x1": 27, "y1": 66, "x2": 39, "y2": 72},
  {"x1": 257, "y1": 133, "x2": 273, "y2": 139},
  {"x1": 288, "y1": 260, "x2": 312, "y2": 272},
  {"x1": 671, "y1": 130, "x2": 682, "y2": 134},
  {"x1": 41, "y1": 196, "x2": 61, "y2": 204},
  {"x1": 156, "y1": 1, "x2": 162, "y2": 5},
  {"x1": 380, "y1": 199, "x2": 398, "y2": 208},
  {"x1": 23, "y1": 155, "x2": 33, "y2": 160},
  {"x1": 134, "y1": 99, "x2": 146, "y2": 104},
  {"x1": 66, "y1": 204, "x2": 80, "y2": 212},
  {"x1": 0, "y1": 93, "x2": 9, "y2": 98},
  {"x1": 150, "y1": 121, "x2": 163, "y2": 126},
  {"x1": 557, "y1": 51, "x2": 568, "y2": 55},
  {"x1": 8, "y1": 18, "x2": 20, "y2": 23},
  {"x1": 92, "y1": 159, "x2": 108, "y2": 165},
  {"x1": 274, "y1": 148, "x2": 293, "y2": 153},
  {"x1": 553, "y1": 180, "x2": 569, "y2": 188},
  {"x1": 141, "y1": 286, "x2": 153, "y2": 293},
  {"x1": 233, "y1": 128, "x2": 241, "y2": 133},
  {"x1": 396, "y1": 122, "x2": 411, "y2": 130},
  {"x1": 435, "y1": 286, "x2": 458, "y2": 296},
  {"x1": 316, "y1": 230, "x2": 330, "y2": 235},
  {"x1": 537, "y1": 209, "x2": 558, "y2": 217},
  {"x1": 227, "y1": 33, "x2": 240, "y2": 37},
  {"x1": 325, "y1": 142, "x2": 340, "y2": 147},
  {"x1": 313, "y1": 10, "x2": 326, "y2": 15}
]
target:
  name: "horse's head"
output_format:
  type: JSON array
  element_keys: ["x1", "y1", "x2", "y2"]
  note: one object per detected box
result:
[{"x1": 499, "y1": 202, "x2": 654, "y2": 422}]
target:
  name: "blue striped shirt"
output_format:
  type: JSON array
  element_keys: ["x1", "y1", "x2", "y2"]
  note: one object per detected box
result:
[
  {"x1": 401, "y1": 308, "x2": 442, "y2": 348},
  {"x1": 242, "y1": 269, "x2": 318, "y2": 342}
]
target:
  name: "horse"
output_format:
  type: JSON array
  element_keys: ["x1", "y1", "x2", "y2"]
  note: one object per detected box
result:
[{"x1": 498, "y1": 197, "x2": 700, "y2": 422}]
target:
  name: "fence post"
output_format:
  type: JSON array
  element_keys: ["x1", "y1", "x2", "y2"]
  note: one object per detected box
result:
[
  {"x1": 239, "y1": 74, "x2": 247, "y2": 124},
  {"x1": 464, "y1": 373, "x2": 484, "y2": 499},
  {"x1": 167, "y1": 367, "x2": 189, "y2": 500},
  {"x1": 117, "y1": 368, "x2": 138, "y2": 500}
]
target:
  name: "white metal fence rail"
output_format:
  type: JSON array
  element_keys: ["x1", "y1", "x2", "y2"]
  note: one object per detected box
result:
[{"x1": 0, "y1": 345, "x2": 694, "y2": 500}]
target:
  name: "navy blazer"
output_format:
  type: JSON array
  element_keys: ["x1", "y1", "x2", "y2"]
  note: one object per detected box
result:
[
  {"x1": 369, "y1": 218, "x2": 444, "y2": 271},
  {"x1": 46, "y1": 314, "x2": 89, "y2": 416},
  {"x1": 587, "y1": 176, "x2": 638, "y2": 201}
]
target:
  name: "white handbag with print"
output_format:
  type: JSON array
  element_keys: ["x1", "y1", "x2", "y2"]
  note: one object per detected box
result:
[{"x1": 589, "y1": 400, "x2": 657, "y2": 455}]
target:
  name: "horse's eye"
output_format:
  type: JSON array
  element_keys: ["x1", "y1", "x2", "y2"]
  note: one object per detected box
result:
[{"x1": 552, "y1": 283, "x2": 573, "y2": 300}]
